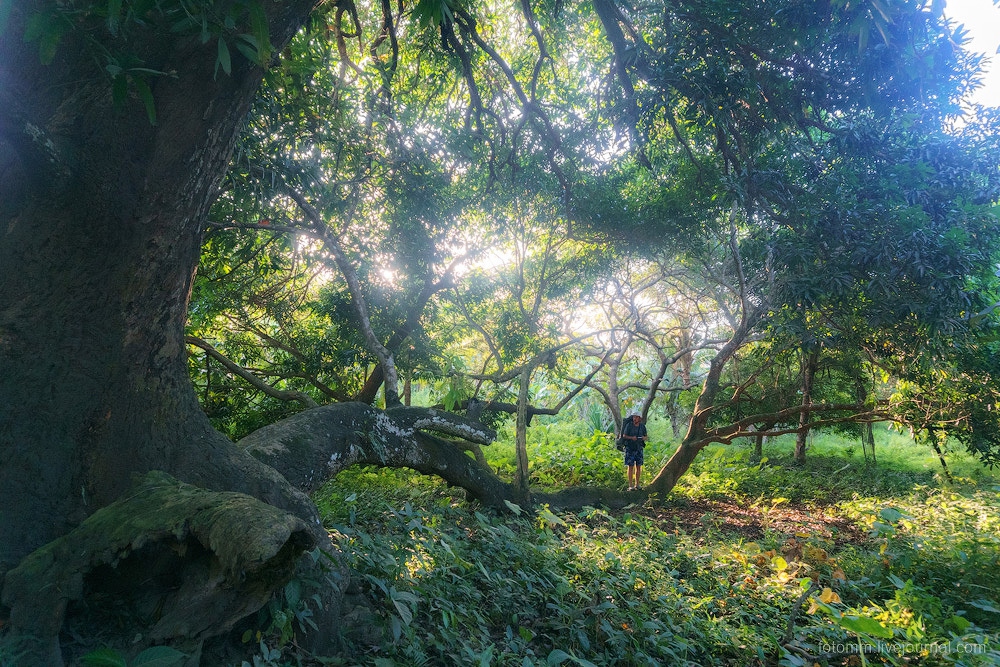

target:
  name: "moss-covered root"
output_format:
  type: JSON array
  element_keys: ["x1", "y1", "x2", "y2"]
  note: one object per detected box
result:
[{"x1": 0, "y1": 470, "x2": 315, "y2": 666}]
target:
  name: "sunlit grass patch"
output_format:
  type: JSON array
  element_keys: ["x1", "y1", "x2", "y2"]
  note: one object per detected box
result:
[
  {"x1": 318, "y1": 481, "x2": 803, "y2": 665},
  {"x1": 308, "y1": 428, "x2": 999, "y2": 666},
  {"x1": 837, "y1": 486, "x2": 1000, "y2": 627}
]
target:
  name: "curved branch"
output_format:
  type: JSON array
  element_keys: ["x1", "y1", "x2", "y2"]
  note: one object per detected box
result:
[
  {"x1": 219, "y1": 315, "x2": 352, "y2": 402},
  {"x1": 452, "y1": 7, "x2": 571, "y2": 199},
  {"x1": 282, "y1": 186, "x2": 403, "y2": 407},
  {"x1": 467, "y1": 329, "x2": 615, "y2": 385},
  {"x1": 186, "y1": 335, "x2": 319, "y2": 408},
  {"x1": 238, "y1": 403, "x2": 511, "y2": 502}
]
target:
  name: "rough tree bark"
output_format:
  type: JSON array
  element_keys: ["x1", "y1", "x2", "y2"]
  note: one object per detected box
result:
[
  {"x1": 0, "y1": 1, "x2": 329, "y2": 663},
  {"x1": 238, "y1": 403, "x2": 508, "y2": 500},
  {"x1": 514, "y1": 366, "x2": 534, "y2": 502},
  {"x1": 2, "y1": 472, "x2": 315, "y2": 665}
]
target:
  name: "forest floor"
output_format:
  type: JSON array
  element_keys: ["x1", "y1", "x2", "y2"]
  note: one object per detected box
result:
[
  {"x1": 638, "y1": 498, "x2": 869, "y2": 547},
  {"x1": 265, "y1": 427, "x2": 1000, "y2": 666}
]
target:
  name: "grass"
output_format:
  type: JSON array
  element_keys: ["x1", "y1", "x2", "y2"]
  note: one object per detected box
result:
[{"x1": 281, "y1": 425, "x2": 1000, "y2": 666}]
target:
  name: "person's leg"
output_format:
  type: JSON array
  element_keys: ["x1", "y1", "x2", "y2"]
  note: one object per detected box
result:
[
  {"x1": 624, "y1": 450, "x2": 636, "y2": 489},
  {"x1": 633, "y1": 449, "x2": 644, "y2": 490}
]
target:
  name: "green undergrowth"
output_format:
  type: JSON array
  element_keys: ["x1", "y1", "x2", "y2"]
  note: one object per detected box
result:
[
  {"x1": 303, "y1": 445, "x2": 1000, "y2": 667},
  {"x1": 318, "y1": 471, "x2": 801, "y2": 666},
  {"x1": 486, "y1": 421, "x2": 996, "y2": 505}
]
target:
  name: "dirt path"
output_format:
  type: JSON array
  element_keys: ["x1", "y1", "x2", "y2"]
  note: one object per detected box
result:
[{"x1": 633, "y1": 498, "x2": 869, "y2": 546}]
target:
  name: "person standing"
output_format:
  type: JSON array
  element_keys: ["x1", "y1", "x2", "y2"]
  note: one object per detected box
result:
[{"x1": 620, "y1": 413, "x2": 648, "y2": 490}]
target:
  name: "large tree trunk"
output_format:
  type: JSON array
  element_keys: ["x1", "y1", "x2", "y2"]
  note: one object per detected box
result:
[{"x1": 0, "y1": 1, "x2": 325, "y2": 662}]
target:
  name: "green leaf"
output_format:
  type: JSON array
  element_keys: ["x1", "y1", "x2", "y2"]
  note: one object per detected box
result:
[
  {"x1": 546, "y1": 651, "x2": 597, "y2": 667},
  {"x1": 503, "y1": 499, "x2": 523, "y2": 515},
  {"x1": 547, "y1": 649, "x2": 572, "y2": 665},
  {"x1": 390, "y1": 589, "x2": 416, "y2": 625},
  {"x1": 284, "y1": 578, "x2": 301, "y2": 608},
  {"x1": 968, "y1": 599, "x2": 1000, "y2": 614},
  {"x1": 878, "y1": 507, "x2": 905, "y2": 523},
  {"x1": 235, "y1": 35, "x2": 260, "y2": 64},
  {"x1": 80, "y1": 648, "x2": 128, "y2": 667},
  {"x1": 838, "y1": 614, "x2": 893, "y2": 638},
  {"x1": 132, "y1": 646, "x2": 187, "y2": 667},
  {"x1": 216, "y1": 37, "x2": 232, "y2": 77},
  {"x1": 132, "y1": 76, "x2": 157, "y2": 126},
  {"x1": 538, "y1": 506, "x2": 567, "y2": 527},
  {"x1": 24, "y1": 11, "x2": 68, "y2": 64},
  {"x1": 950, "y1": 615, "x2": 972, "y2": 632},
  {"x1": 870, "y1": 521, "x2": 895, "y2": 536},
  {"x1": 247, "y1": 0, "x2": 271, "y2": 64},
  {"x1": 106, "y1": 0, "x2": 123, "y2": 34}
]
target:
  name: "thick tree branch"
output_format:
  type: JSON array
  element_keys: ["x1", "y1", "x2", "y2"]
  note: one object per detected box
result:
[
  {"x1": 239, "y1": 403, "x2": 514, "y2": 503},
  {"x1": 240, "y1": 402, "x2": 649, "y2": 513}
]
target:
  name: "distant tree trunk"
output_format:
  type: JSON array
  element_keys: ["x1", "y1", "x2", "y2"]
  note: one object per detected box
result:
[
  {"x1": 354, "y1": 275, "x2": 450, "y2": 405},
  {"x1": 607, "y1": 351, "x2": 625, "y2": 433},
  {"x1": 676, "y1": 326, "x2": 694, "y2": 389},
  {"x1": 856, "y1": 379, "x2": 876, "y2": 464},
  {"x1": 665, "y1": 390, "x2": 685, "y2": 439},
  {"x1": 794, "y1": 347, "x2": 819, "y2": 462},
  {"x1": 925, "y1": 426, "x2": 953, "y2": 482},
  {"x1": 515, "y1": 366, "x2": 533, "y2": 503},
  {"x1": 862, "y1": 422, "x2": 876, "y2": 464}
]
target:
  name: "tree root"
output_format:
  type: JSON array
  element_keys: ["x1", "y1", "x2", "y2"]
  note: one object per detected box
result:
[{"x1": 1, "y1": 471, "x2": 315, "y2": 666}]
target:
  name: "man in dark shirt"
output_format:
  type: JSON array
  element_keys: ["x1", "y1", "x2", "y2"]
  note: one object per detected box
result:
[{"x1": 621, "y1": 413, "x2": 648, "y2": 490}]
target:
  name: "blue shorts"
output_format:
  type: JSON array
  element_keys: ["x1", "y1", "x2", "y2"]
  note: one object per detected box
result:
[{"x1": 624, "y1": 447, "x2": 644, "y2": 466}]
